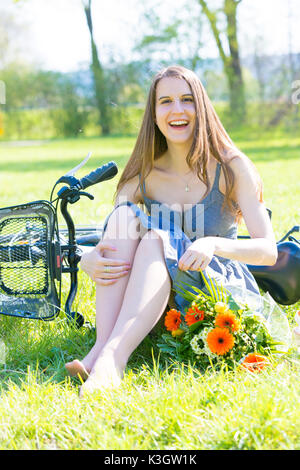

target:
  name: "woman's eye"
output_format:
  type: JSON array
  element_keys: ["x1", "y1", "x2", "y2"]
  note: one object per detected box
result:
[{"x1": 159, "y1": 97, "x2": 194, "y2": 104}]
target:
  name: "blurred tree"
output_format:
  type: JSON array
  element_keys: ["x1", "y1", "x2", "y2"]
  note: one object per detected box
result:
[
  {"x1": 198, "y1": 0, "x2": 246, "y2": 124},
  {"x1": 50, "y1": 77, "x2": 89, "y2": 137},
  {"x1": 135, "y1": 0, "x2": 245, "y2": 123},
  {"x1": 1, "y1": 64, "x2": 61, "y2": 110},
  {"x1": 0, "y1": 8, "x2": 30, "y2": 68},
  {"x1": 135, "y1": 1, "x2": 204, "y2": 70},
  {"x1": 82, "y1": 0, "x2": 111, "y2": 135},
  {"x1": 1, "y1": 63, "x2": 90, "y2": 138}
]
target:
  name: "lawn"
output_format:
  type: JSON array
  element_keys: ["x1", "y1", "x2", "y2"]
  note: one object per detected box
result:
[{"x1": 0, "y1": 131, "x2": 299, "y2": 450}]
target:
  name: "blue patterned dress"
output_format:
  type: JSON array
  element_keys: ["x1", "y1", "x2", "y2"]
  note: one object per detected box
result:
[{"x1": 102, "y1": 162, "x2": 262, "y2": 312}]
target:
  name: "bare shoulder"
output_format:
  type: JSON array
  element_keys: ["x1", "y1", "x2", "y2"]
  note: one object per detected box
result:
[
  {"x1": 226, "y1": 153, "x2": 261, "y2": 198},
  {"x1": 115, "y1": 174, "x2": 142, "y2": 206},
  {"x1": 227, "y1": 153, "x2": 255, "y2": 176}
]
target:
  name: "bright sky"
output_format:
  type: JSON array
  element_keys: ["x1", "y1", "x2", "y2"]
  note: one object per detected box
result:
[{"x1": 3, "y1": 0, "x2": 300, "y2": 72}]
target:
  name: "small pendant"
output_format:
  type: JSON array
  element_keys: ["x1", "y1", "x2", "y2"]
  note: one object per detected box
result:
[{"x1": 185, "y1": 185, "x2": 190, "y2": 192}]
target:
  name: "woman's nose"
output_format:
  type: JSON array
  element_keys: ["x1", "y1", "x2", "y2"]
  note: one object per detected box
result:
[{"x1": 172, "y1": 98, "x2": 184, "y2": 112}]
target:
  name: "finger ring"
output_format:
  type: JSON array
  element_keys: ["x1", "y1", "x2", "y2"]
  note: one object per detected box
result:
[{"x1": 105, "y1": 266, "x2": 110, "y2": 273}]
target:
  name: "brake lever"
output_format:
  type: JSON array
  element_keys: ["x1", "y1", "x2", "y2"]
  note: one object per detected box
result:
[
  {"x1": 57, "y1": 186, "x2": 94, "y2": 204},
  {"x1": 78, "y1": 191, "x2": 94, "y2": 200}
]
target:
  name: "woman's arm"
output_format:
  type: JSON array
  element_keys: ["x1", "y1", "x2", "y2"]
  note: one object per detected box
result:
[
  {"x1": 178, "y1": 157, "x2": 278, "y2": 271},
  {"x1": 212, "y1": 156, "x2": 277, "y2": 266}
]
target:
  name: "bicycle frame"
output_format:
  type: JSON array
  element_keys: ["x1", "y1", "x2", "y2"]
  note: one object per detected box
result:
[{"x1": 59, "y1": 193, "x2": 84, "y2": 326}]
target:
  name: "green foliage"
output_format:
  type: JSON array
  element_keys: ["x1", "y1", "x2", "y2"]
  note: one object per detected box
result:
[
  {"x1": 0, "y1": 105, "x2": 144, "y2": 140},
  {"x1": 49, "y1": 82, "x2": 89, "y2": 138},
  {"x1": 135, "y1": 1, "x2": 203, "y2": 69},
  {"x1": 1, "y1": 98, "x2": 298, "y2": 141},
  {"x1": 0, "y1": 59, "x2": 149, "y2": 139}
]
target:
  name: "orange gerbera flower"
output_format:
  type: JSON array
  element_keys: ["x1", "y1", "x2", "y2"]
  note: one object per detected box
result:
[
  {"x1": 241, "y1": 353, "x2": 271, "y2": 372},
  {"x1": 206, "y1": 327, "x2": 235, "y2": 355},
  {"x1": 215, "y1": 311, "x2": 240, "y2": 332},
  {"x1": 164, "y1": 309, "x2": 182, "y2": 332},
  {"x1": 185, "y1": 305, "x2": 205, "y2": 326}
]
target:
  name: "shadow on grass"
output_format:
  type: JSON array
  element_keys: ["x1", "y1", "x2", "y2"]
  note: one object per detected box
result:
[
  {"x1": 0, "y1": 314, "x2": 162, "y2": 392},
  {"x1": 239, "y1": 144, "x2": 300, "y2": 163},
  {"x1": 0, "y1": 144, "x2": 299, "y2": 173},
  {"x1": 0, "y1": 315, "x2": 95, "y2": 390}
]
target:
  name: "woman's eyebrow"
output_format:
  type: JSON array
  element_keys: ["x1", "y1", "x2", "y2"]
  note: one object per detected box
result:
[{"x1": 158, "y1": 93, "x2": 193, "y2": 101}]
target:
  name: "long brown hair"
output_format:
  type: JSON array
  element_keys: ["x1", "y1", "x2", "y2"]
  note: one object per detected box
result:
[{"x1": 115, "y1": 65, "x2": 263, "y2": 222}]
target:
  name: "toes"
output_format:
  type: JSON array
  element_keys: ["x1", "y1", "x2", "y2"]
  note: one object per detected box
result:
[{"x1": 65, "y1": 360, "x2": 89, "y2": 381}]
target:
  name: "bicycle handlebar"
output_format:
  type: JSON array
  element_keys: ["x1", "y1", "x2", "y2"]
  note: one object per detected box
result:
[{"x1": 77, "y1": 161, "x2": 118, "y2": 190}]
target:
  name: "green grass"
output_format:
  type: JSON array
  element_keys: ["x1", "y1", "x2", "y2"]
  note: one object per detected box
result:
[{"x1": 0, "y1": 132, "x2": 299, "y2": 450}]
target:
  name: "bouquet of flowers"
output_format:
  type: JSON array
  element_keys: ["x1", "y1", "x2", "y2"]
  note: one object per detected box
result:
[{"x1": 157, "y1": 273, "x2": 288, "y2": 372}]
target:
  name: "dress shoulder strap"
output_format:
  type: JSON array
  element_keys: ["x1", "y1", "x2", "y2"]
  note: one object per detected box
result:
[{"x1": 211, "y1": 162, "x2": 221, "y2": 191}]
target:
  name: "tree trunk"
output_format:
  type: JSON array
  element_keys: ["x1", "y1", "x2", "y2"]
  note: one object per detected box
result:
[
  {"x1": 224, "y1": 0, "x2": 246, "y2": 122},
  {"x1": 83, "y1": 0, "x2": 110, "y2": 135},
  {"x1": 199, "y1": 0, "x2": 246, "y2": 124}
]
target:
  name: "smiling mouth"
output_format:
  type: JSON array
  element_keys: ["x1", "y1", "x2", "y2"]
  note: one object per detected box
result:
[{"x1": 168, "y1": 120, "x2": 189, "y2": 129}]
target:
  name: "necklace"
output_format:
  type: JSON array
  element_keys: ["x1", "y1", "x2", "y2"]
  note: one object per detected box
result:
[
  {"x1": 176, "y1": 171, "x2": 195, "y2": 192},
  {"x1": 154, "y1": 166, "x2": 195, "y2": 192}
]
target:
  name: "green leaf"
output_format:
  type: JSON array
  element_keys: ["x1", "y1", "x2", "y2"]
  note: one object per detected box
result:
[
  {"x1": 227, "y1": 294, "x2": 241, "y2": 311},
  {"x1": 188, "y1": 321, "x2": 204, "y2": 333},
  {"x1": 174, "y1": 280, "x2": 211, "y2": 301},
  {"x1": 173, "y1": 283, "x2": 196, "y2": 302},
  {"x1": 199, "y1": 270, "x2": 223, "y2": 301}
]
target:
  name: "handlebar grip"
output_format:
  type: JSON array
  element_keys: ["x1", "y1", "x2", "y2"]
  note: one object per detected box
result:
[{"x1": 78, "y1": 161, "x2": 118, "y2": 190}]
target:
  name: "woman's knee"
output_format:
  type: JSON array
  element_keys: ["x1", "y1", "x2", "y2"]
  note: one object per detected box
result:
[
  {"x1": 104, "y1": 205, "x2": 141, "y2": 241},
  {"x1": 137, "y1": 230, "x2": 171, "y2": 285},
  {"x1": 138, "y1": 230, "x2": 164, "y2": 256}
]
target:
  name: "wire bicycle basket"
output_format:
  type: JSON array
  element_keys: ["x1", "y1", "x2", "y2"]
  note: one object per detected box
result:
[{"x1": 0, "y1": 200, "x2": 60, "y2": 320}]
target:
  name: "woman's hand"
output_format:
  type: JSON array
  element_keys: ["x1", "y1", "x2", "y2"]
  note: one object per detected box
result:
[
  {"x1": 80, "y1": 241, "x2": 131, "y2": 285},
  {"x1": 178, "y1": 237, "x2": 216, "y2": 272}
]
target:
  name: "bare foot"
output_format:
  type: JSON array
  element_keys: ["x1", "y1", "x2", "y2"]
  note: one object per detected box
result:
[
  {"x1": 65, "y1": 343, "x2": 103, "y2": 381},
  {"x1": 65, "y1": 359, "x2": 90, "y2": 381},
  {"x1": 79, "y1": 354, "x2": 123, "y2": 397}
]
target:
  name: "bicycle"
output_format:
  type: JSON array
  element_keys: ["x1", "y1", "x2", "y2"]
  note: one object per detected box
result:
[
  {"x1": 0, "y1": 153, "x2": 299, "y2": 328},
  {"x1": 0, "y1": 154, "x2": 118, "y2": 327}
]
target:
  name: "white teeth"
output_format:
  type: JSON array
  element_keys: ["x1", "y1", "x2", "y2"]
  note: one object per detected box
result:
[{"x1": 169, "y1": 120, "x2": 188, "y2": 126}]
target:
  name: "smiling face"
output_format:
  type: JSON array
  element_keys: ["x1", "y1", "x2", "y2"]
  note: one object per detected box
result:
[{"x1": 155, "y1": 76, "x2": 196, "y2": 149}]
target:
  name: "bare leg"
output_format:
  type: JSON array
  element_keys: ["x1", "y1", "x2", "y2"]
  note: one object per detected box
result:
[
  {"x1": 65, "y1": 205, "x2": 141, "y2": 379},
  {"x1": 80, "y1": 231, "x2": 171, "y2": 395}
]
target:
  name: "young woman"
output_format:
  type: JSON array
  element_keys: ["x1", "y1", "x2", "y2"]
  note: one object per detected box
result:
[{"x1": 65, "y1": 65, "x2": 277, "y2": 395}]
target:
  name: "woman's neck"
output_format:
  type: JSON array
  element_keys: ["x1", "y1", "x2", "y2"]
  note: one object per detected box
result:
[
  {"x1": 155, "y1": 146, "x2": 215, "y2": 181},
  {"x1": 160, "y1": 143, "x2": 193, "y2": 175}
]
